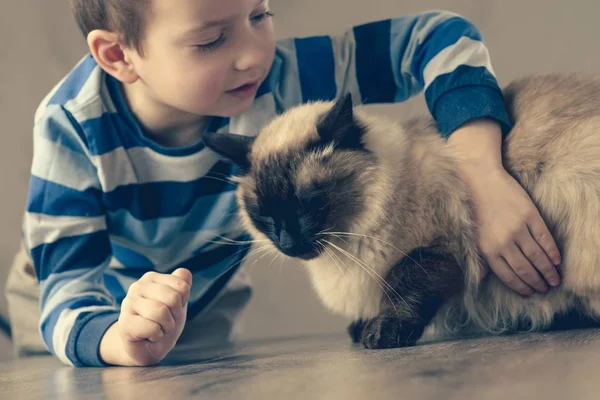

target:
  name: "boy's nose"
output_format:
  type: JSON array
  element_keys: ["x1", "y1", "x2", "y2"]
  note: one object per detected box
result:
[{"x1": 234, "y1": 36, "x2": 268, "y2": 72}]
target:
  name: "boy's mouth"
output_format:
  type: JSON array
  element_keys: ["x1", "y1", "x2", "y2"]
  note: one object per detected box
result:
[{"x1": 227, "y1": 79, "x2": 260, "y2": 99}]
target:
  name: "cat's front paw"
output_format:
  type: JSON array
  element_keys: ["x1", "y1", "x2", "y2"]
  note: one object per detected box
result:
[
  {"x1": 347, "y1": 319, "x2": 366, "y2": 343},
  {"x1": 360, "y1": 316, "x2": 425, "y2": 349}
]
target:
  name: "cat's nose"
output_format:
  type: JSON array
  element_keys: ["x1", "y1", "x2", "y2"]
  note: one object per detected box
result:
[
  {"x1": 277, "y1": 229, "x2": 317, "y2": 259},
  {"x1": 278, "y1": 229, "x2": 299, "y2": 252}
]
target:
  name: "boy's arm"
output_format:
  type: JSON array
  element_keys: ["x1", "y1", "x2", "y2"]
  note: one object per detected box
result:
[
  {"x1": 268, "y1": 10, "x2": 561, "y2": 294},
  {"x1": 270, "y1": 10, "x2": 511, "y2": 136},
  {"x1": 26, "y1": 105, "x2": 119, "y2": 367},
  {"x1": 28, "y1": 106, "x2": 193, "y2": 367}
]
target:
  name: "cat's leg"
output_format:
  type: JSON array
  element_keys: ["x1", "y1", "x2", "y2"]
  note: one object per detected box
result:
[
  {"x1": 350, "y1": 247, "x2": 464, "y2": 349},
  {"x1": 573, "y1": 295, "x2": 600, "y2": 328},
  {"x1": 347, "y1": 319, "x2": 367, "y2": 343}
]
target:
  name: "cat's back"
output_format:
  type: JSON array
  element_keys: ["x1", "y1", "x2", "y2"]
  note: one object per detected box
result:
[
  {"x1": 504, "y1": 73, "x2": 600, "y2": 118},
  {"x1": 501, "y1": 73, "x2": 600, "y2": 295},
  {"x1": 463, "y1": 74, "x2": 600, "y2": 325},
  {"x1": 502, "y1": 73, "x2": 600, "y2": 186}
]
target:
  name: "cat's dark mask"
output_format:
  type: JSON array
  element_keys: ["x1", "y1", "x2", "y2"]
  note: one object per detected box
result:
[
  {"x1": 201, "y1": 93, "x2": 368, "y2": 260},
  {"x1": 201, "y1": 93, "x2": 364, "y2": 171}
]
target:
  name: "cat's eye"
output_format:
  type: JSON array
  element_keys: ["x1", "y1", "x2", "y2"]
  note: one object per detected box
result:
[
  {"x1": 251, "y1": 214, "x2": 273, "y2": 232},
  {"x1": 297, "y1": 185, "x2": 326, "y2": 202}
]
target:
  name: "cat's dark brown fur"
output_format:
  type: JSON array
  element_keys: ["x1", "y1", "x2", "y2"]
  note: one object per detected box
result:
[
  {"x1": 349, "y1": 245, "x2": 464, "y2": 348},
  {"x1": 202, "y1": 73, "x2": 600, "y2": 348}
]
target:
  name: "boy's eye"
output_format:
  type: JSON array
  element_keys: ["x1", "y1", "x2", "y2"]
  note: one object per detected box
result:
[
  {"x1": 195, "y1": 34, "x2": 226, "y2": 52},
  {"x1": 193, "y1": 10, "x2": 273, "y2": 52},
  {"x1": 251, "y1": 10, "x2": 274, "y2": 23}
]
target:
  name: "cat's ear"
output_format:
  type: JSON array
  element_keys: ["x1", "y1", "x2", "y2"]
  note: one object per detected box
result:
[
  {"x1": 201, "y1": 131, "x2": 255, "y2": 171},
  {"x1": 316, "y1": 93, "x2": 365, "y2": 149}
]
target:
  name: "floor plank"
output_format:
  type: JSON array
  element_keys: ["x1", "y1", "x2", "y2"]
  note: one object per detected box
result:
[{"x1": 1, "y1": 329, "x2": 599, "y2": 399}]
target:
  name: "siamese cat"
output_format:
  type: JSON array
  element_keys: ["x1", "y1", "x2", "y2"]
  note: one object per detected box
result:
[{"x1": 202, "y1": 73, "x2": 600, "y2": 349}]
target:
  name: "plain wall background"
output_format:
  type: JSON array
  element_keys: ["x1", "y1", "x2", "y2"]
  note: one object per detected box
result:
[{"x1": 1, "y1": 0, "x2": 600, "y2": 355}]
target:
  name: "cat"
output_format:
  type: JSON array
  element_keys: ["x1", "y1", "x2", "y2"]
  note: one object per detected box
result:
[{"x1": 201, "y1": 73, "x2": 600, "y2": 349}]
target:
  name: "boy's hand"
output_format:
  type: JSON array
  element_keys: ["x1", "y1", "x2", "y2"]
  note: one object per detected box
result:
[
  {"x1": 467, "y1": 167, "x2": 562, "y2": 296},
  {"x1": 448, "y1": 119, "x2": 562, "y2": 296},
  {"x1": 100, "y1": 268, "x2": 192, "y2": 366}
]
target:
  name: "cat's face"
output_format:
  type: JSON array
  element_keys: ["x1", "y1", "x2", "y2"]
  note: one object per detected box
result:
[{"x1": 202, "y1": 94, "x2": 379, "y2": 260}]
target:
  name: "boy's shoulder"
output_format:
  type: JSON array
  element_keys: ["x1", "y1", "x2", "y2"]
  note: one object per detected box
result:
[{"x1": 34, "y1": 53, "x2": 114, "y2": 126}]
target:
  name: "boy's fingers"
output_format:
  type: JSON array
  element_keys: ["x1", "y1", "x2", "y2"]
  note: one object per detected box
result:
[
  {"x1": 143, "y1": 271, "x2": 192, "y2": 304},
  {"x1": 120, "y1": 314, "x2": 164, "y2": 343},
  {"x1": 518, "y1": 231, "x2": 561, "y2": 287},
  {"x1": 489, "y1": 256, "x2": 535, "y2": 297},
  {"x1": 138, "y1": 282, "x2": 186, "y2": 309},
  {"x1": 129, "y1": 297, "x2": 177, "y2": 334},
  {"x1": 504, "y1": 244, "x2": 548, "y2": 293},
  {"x1": 527, "y1": 217, "x2": 562, "y2": 266}
]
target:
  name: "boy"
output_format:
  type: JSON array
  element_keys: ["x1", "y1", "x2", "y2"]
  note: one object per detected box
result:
[{"x1": 5, "y1": 0, "x2": 562, "y2": 367}]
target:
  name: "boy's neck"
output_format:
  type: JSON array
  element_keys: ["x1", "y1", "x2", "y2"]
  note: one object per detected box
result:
[{"x1": 121, "y1": 81, "x2": 208, "y2": 148}]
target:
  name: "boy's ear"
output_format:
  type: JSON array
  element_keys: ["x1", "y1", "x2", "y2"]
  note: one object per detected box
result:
[
  {"x1": 201, "y1": 132, "x2": 255, "y2": 171},
  {"x1": 87, "y1": 29, "x2": 139, "y2": 84}
]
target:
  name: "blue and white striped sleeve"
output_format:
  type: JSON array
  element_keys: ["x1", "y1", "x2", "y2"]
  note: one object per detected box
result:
[
  {"x1": 24, "y1": 104, "x2": 119, "y2": 367},
  {"x1": 271, "y1": 10, "x2": 511, "y2": 137}
]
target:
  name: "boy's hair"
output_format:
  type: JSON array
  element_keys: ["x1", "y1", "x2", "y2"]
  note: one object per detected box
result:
[{"x1": 70, "y1": 0, "x2": 149, "y2": 53}]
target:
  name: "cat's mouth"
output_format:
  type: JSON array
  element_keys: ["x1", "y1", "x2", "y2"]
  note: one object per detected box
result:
[{"x1": 272, "y1": 240, "x2": 322, "y2": 260}]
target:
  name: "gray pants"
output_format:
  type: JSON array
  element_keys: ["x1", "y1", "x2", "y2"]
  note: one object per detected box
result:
[{"x1": 4, "y1": 244, "x2": 253, "y2": 360}]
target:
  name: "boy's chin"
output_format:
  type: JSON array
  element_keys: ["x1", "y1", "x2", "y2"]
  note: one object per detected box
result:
[{"x1": 214, "y1": 98, "x2": 257, "y2": 118}]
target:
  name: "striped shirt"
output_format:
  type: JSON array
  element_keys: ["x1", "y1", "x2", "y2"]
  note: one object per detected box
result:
[{"x1": 23, "y1": 10, "x2": 511, "y2": 367}]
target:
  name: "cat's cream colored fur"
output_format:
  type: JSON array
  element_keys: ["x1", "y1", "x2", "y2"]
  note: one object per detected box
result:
[{"x1": 235, "y1": 73, "x2": 600, "y2": 338}]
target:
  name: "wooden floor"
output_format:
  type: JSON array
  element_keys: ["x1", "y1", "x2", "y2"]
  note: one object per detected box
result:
[{"x1": 2, "y1": 329, "x2": 600, "y2": 399}]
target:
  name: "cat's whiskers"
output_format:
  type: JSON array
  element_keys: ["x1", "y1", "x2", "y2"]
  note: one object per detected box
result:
[
  {"x1": 211, "y1": 242, "x2": 269, "y2": 275},
  {"x1": 324, "y1": 225, "x2": 335, "y2": 231},
  {"x1": 327, "y1": 233, "x2": 349, "y2": 245},
  {"x1": 202, "y1": 174, "x2": 238, "y2": 187},
  {"x1": 320, "y1": 225, "x2": 337, "y2": 234},
  {"x1": 319, "y1": 231, "x2": 432, "y2": 279},
  {"x1": 323, "y1": 234, "x2": 363, "y2": 275},
  {"x1": 323, "y1": 239, "x2": 406, "y2": 317},
  {"x1": 317, "y1": 239, "x2": 345, "y2": 276},
  {"x1": 201, "y1": 239, "x2": 268, "y2": 247},
  {"x1": 204, "y1": 171, "x2": 234, "y2": 179},
  {"x1": 199, "y1": 201, "x2": 242, "y2": 228},
  {"x1": 212, "y1": 234, "x2": 270, "y2": 246},
  {"x1": 324, "y1": 239, "x2": 402, "y2": 303},
  {"x1": 268, "y1": 249, "x2": 280, "y2": 269},
  {"x1": 248, "y1": 243, "x2": 272, "y2": 257},
  {"x1": 328, "y1": 244, "x2": 357, "y2": 278},
  {"x1": 248, "y1": 244, "x2": 278, "y2": 270},
  {"x1": 274, "y1": 252, "x2": 289, "y2": 278}
]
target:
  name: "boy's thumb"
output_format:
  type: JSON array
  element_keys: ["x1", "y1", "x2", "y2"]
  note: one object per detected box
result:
[{"x1": 172, "y1": 268, "x2": 193, "y2": 286}]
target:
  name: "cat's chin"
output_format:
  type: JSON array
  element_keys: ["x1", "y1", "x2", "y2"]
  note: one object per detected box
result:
[
  {"x1": 270, "y1": 239, "x2": 323, "y2": 260},
  {"x1": 296, "y1": 253, "x2": 321, "y2": 261},
  {"x1": 280, "y1": 249, "x2": 322, "y2": 261},
  {"x1": 272, "y1": 243, "x2": 323, "y2": 261}
]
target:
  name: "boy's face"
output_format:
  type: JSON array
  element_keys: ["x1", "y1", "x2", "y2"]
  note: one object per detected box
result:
[{"x1": 128, "y1": 0, "x2": 276, "y2": 119}]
